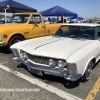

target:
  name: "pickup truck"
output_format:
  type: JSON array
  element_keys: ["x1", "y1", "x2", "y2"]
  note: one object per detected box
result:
[{"x1": 0, "y1": 12, "x2": 63, "y2": 51}]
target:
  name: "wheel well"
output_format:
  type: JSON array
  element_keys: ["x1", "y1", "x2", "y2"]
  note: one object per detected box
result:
[
  {"x1": 91, "y1": 58, "x2": 96, "y2": 65},
  {"x1": 81, "y1": 58, "x2": 96, "y2": 82},
  {"x1": 83, "y1": 58, "x2": 96, "y2": 74},
  {"x1": 8, "y1": 34, "x2": 25, "y2": 45}
]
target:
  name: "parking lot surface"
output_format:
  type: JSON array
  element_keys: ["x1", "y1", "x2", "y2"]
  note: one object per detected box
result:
[{"x1": 0, "y1": 47, "x2": 100, "y2": 100}]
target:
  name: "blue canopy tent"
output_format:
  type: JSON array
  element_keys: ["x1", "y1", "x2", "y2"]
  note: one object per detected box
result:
[
  {"x1": 0, "y1": 0, "x2": 37, "y2": 22},
  {"x1": 40, "y1": 6, "x2": 77, "y2": 17}
]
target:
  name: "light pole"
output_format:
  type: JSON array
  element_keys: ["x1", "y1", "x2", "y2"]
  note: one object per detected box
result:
[{"x1": 4, "y1": 5, "x2": 10, "y2": 23}]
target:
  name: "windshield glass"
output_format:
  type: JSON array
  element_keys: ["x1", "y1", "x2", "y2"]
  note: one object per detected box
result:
[
  {"x1": 54, "y1": 25, "x2": 95, "y2": 40},
  {"x1": 9, "y1": 14, "x2": 30, "y2": 23}
]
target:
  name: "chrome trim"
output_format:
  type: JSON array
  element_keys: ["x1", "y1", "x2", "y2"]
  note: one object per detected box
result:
[
  {"x1": 12, "y1": 57, "x2": 82, "y2": 81},
  {"x1": 0, "y1": 42, "x2": 4, "y2": 47},
  {"x1": 12, "y1": 57, "x2": 21, "y2": 62},
  {"x1": 12, "y1": 49, "x2": 20, "y2": 57},
  {"x1": 64, "y1": 74, "x2": 82, "y2": 81},
  {"x1": 28, "y1": 59, "x2": 50, "y2": 67}
]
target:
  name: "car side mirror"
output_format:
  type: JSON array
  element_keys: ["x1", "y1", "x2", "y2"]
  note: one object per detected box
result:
[{"x1": 97, "y1": 37, "x2": 100, "y2": 41}]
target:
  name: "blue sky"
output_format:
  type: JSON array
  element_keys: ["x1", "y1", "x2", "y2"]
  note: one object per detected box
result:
[{"x1": 0, "y1": 0, "x2": 100, "y2": 18}]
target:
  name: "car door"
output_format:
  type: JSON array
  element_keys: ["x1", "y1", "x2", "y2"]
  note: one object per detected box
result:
[
  {"x1": 28, "y1": 15, "x2": 43, "y2": 38},
  {"x1": 95, "y1": 26, "x2": 100, "y2": 61}
]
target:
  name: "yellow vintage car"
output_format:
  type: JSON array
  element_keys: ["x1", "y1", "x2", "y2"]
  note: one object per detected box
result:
[{"x1": 0, "y1": 12, "x2": 63, "y2": 51}]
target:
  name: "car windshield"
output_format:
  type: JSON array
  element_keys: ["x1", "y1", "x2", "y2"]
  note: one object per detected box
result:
[
  {"x1": 54, "y1": 25, "x2": 95, "y2": 40},
  {"x1": 9, "y1": 14, "x2": 30, "y2": 23}
]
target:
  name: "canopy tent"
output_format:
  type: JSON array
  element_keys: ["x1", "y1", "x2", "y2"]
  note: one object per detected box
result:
[
  {"x1": 39, "y1": 5, "x2": 78, "y2": 17},
  {"x1": 68, "y1": 16, "x2": 83, "y2": 20},
  {"x1": 0, "y1": 0, "x2": 37, "y2": 22}
]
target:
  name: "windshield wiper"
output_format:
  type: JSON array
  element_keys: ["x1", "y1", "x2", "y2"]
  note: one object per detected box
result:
[
  {"x1": 53, "y1": 35, "x2": 63, "y2": 37},
  {"x1": 70, "y1": 35, "x2": 77, "y2": 38},
  {"x1": 70, "y1": 35, "x2": 82, "y2": 39}
]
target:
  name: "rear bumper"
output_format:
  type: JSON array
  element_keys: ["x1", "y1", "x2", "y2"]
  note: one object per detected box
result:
[
  {"x1": 0, "y1": 42, "x2": 4, "y2": 47},
  {"x1": 12, "y1": 57, "x2": 82, "y2": 82}
]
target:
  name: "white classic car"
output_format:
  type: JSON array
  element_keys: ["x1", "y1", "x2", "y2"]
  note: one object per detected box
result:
[{"x1": 10, "y1": 23, "x2": 100, "y2": 82}]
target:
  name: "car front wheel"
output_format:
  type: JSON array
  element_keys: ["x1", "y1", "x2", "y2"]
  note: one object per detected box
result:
[
  {"x1": 8, "y1": 35, "x2": 24, "y2": 51},
  {"x1": 81, "y1": 60, "x2": 93, "y2": 82}
]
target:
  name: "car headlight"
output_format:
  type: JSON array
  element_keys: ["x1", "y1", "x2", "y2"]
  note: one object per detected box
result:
[
  {"x1": 67, "y1": 63, "x2": 77, "y2": 77},
  {"x1": 20, "y1": 50, "x2": 28, "y2": 61},
  {"x1": 12, "y1": 49, "x2": 20, "y2": 57},
  {"x1": 58, "y1": 60, "x2": 66, "y2": 68},
  {"x1": 0, "y1": 35, "x2": 2, "y2": 42},
  {"x1": 49, "y1": 59, "x2": 56, "y2": 67}
]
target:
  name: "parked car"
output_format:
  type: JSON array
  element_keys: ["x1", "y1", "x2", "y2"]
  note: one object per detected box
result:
[
  {"x1": 0, "y1": 20, "x2": 5, "y2": 24},
  {"x1": 10, "y1": 23, "x2": 100, "y2": 82}
]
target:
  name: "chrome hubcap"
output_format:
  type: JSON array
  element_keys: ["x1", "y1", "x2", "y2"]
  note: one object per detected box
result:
[{"x1": 86, "y1": 62, "x2": 92, "y2": 79}]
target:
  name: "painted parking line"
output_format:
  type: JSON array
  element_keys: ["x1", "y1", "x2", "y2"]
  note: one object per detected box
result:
[
  {"x1": 0, "y1": 64, "x2": 83, "y2": 100},
  {"x1": 0, "y1": 60, "x2": 12, "y2": 65},
  {"x1": 85, "y1": 77, "x2": 100, "y2": 100}
]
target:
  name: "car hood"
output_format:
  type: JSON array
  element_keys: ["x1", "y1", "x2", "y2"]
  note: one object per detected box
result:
[{"x1": 13, "y1": 36, "x2": 95, "y2": 59}]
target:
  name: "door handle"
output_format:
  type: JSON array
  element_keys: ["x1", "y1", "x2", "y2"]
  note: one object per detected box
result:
[{"x1": 42, "y1": 26, "x2": 45, "y2": 28}]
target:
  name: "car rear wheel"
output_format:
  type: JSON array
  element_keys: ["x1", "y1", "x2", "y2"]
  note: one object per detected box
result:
[
  {"x1": 81, "y1": 60, "x2": 93, "y2": 82},
  {"x1": 8, "y1": 35, "x2": 24, "y2": 51}
]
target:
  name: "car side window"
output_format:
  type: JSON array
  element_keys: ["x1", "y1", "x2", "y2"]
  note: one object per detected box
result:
[
  {"x1": 30, "y1": 15, "x2": 41, "y2": 24},
  {"x1": 10, "y1": 14, "x2": 30, "y2": 23},
  {"x1": 97, "y1": 26, "x2": 100, "y2": 37}
]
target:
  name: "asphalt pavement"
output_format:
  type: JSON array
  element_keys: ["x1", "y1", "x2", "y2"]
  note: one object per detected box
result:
[{"x1": 0, "y1": 47, "x2": 100, "y2": 100}]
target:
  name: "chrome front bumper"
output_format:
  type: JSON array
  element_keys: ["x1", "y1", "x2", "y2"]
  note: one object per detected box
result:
[
  {"x1": 0, "y1": 42, "x2": 4, "y2": 47},
  {"x1": 12, "y1": 57, "x2": 82, "y2": 82}
]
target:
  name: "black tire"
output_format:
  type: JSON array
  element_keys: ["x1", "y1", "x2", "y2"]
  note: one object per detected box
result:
[
  {"x1": 8, "y1": 36, "x2": 24, "y2": 51},
  {"x1": 81, "y1": 60, "x2": 93, "y2": 82}
]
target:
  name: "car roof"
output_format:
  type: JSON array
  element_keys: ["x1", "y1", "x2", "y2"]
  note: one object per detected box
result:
[
  {"x1": 14, "y1": 12, "x2": 39, "y2": 15},
  {"x1": 62, "y1": 23, "x2": 100, "y2": 27}
]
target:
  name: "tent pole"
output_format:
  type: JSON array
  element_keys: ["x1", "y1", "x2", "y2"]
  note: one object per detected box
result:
[
  {"x1": 4, "y1": 8, "x2": 6, "y2": 23},
  {"x1": 63, "y1": 16, "x2": 64, "y2": 23}
]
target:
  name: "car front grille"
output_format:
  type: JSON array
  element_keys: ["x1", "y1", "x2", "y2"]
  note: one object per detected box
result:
[{"x1": 27, "y1": 54, "x2": 51, "y2": 65}]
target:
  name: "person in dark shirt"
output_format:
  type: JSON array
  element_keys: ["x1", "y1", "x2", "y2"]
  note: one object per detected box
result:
[{"x1": 60, "y1": 16, "x2": 63, "y2": 23}]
